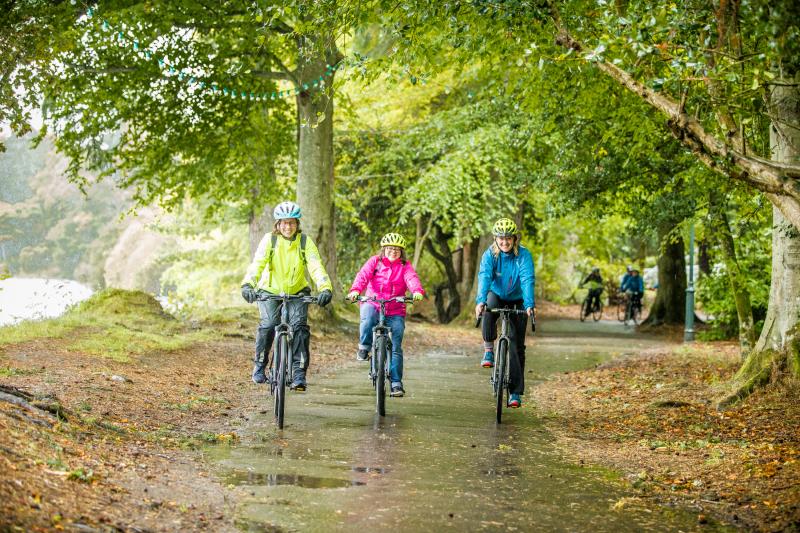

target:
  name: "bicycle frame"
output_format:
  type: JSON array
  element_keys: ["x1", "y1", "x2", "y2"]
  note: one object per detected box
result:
[
  {"x1": 351, "y1": 295, "x2": 412, "y2": 416},
  {"x1": 256, "y1": 292, "x2": 318, "y2": 428},
  {"x1": 476, "y1": 306, "x2": 534, "y2": 423}
]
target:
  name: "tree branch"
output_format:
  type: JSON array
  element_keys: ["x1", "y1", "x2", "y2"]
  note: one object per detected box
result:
[
  {"x1": 250, "y1": 69, "x2": 293, "y2": 81},
  {"x1": 554, "y1": 28, "x2": 800, "y2": 226}
]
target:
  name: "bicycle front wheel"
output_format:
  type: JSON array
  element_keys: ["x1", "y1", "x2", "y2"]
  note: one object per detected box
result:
[
  {"x1": 275, "y1": 334, "x2": 288, "y2": 429},
  {"x1": 632, "y1": 304, "x2": 642, "y2": 325},
  {"x1": 580, "y1": 299, "x2": 588, "y2": 322},
  {"x1": 375, "y1": 335, "x2": 387, "y2": 417},
  {"x1": 495, "y1": 339, "x2": 508, "y2": 424},
  {"x1": 617, "y1": 300, "x2": 625, "y2": 322}
]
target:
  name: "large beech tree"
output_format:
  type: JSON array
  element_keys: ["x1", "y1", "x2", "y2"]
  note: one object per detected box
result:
[
  {"x1": 382, "y1": 0, "x2": 798, "y2": 400},
  {"x1": 0, "y1": 1, "x2": 361, "y2": 288}
]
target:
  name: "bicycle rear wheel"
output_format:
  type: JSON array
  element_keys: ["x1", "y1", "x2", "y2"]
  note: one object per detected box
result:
[
  {"x1": 275, "y1": 334, "x2": 288, "y2": 429},
  {"x1": 375, "y1": 336, "x2": 387, "y2": 417},
  {"x1": 495, "y1": 339, "x2": 508, "y2": 424},
  {"x1": 593, "y1": 302, "x2": 603, "y2": 321}
]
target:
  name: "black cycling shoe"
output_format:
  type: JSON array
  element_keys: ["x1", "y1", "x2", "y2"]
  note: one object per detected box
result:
[
  {"x1": 290, "y1": 379, "x2": 307, "y2": 391},
  {"x1": 356, "y1": 349, "x2": 369, "y2": 361},
  {"x1": 390, "y1": 385, "x2": 405, "y2": 397}
]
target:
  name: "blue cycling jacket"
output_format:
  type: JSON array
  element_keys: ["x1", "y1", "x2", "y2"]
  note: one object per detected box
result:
[
  {"x1": 621, "y1": 275, "x2": 644, "y2": 293},
  {"x1": 475, "y1": 244, "x2": 536, "y2": 309}
]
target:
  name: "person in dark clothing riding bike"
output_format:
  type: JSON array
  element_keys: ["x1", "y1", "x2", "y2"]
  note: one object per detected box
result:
[
  {"x1": 580, "y1": 267, "x2": 604, "y2": 316},
  {"x1": 620, "y1": 268, "x2": 644, "y2": 313}
]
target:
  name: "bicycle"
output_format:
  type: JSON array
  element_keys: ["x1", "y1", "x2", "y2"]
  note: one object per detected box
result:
[
  {"x1": 475, "y1": 307, "x2": 535, "y2": 424},
  {"x1": 256, "y1": 292, "x2": 320, "y2": 429},
  {"x1": 349, "y1": 295, "x2": 413, "y2": 417},
  {"x1": 579, "y1": 288, "x2": 603, "y2": 322},
  {"x1": 623, "y1": 292, "x2": 643, "y2": 326}
]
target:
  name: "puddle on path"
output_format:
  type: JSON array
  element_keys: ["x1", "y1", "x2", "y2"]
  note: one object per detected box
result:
[
  {"x1": 223, "y1": 470, "x2": 365, "y2": 489},
  {"x1": 206, "y1": 319, "x2": 733, "y2": 532}
]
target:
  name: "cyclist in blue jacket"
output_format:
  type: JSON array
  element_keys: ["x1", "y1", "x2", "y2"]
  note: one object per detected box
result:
[
  {"x1": 620, "y1": 268, "x2": 644, "y2": 312},
  {"x1": 474, "y1": 218, "x2": 536, "y2": 409}
]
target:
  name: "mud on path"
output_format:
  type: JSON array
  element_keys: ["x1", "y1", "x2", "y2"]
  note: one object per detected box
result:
[
  {"x1": 0, "y1": 302, "x2": 472, "y2": 532},
  {"x1": 1, "y1": 296, "x2": 796, "y2": 531}
]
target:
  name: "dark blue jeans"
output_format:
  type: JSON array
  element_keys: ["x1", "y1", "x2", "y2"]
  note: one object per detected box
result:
[{"x1": 359, "y1": 303, "x2": 406, "y2": 385}]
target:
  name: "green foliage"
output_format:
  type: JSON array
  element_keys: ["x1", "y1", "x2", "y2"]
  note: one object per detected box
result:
[
  {"x1": 0, "y1": 288, "x2": 211, "y2": 361},
  {"x1": 697, "y1": 217, "x2": 771, "y2": 341}
]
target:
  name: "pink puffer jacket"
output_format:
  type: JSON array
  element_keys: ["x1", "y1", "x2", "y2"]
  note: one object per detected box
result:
[{"x1": 350, "y1": 255, "x2": 425, "y2": 317}]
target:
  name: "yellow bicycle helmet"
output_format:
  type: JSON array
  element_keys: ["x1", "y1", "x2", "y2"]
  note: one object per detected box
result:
[
  {"x1": 380, "y1": 232, "x2": 407, "y2": 249},
  {"x1": 492, "y1": 218, "x2": 517, "y2": 237}
]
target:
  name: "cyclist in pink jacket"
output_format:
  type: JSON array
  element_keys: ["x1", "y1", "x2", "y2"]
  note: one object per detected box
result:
[{"x1": 347, "y1": 233, "x2": 425, "y2": 397}]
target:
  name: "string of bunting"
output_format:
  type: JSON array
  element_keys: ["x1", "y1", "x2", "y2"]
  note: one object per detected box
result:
[{"x1": 79, "y1": 4, "x2": 342, "y2": 103}]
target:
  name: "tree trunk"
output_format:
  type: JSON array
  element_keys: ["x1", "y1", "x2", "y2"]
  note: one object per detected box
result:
[
  {"x1": 720, "y1": 78, "x2": 800, "y2": 406},
  {"x1": 425, "y1": 224, "x2": 461, "y2": 323},
  {"x1": 643, "y1": 227, "x2": 686, "y2": 325},
  {"x1": 248, "y1": 203, "x2": 273, "y2": 259},
  {"x1": 458, "y1": 237, "x2": 480, "y2": 301},
  {"x1": 295, "y1": 37, "x2": 341, "y2": 293},
  {"x1": 412, "y1": 215, "x2": 431, "y2": 269},
  {"x1": 708, "y1": 192, "x2": 756, "y2": 356}
]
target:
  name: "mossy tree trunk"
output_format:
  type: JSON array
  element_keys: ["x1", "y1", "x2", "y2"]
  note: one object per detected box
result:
[
  {"x1": 708, "y1": 191, "x2": 756, "y2": 356},
  {"x1": 720, "y1": 75, "x2": 800, "y2": 406},
  {"x1": 643, "y1": 226, "x2": 686, "y2": 325},
  {"x1": 295, "y1": 36, "x2": 342, "y2": 294}
]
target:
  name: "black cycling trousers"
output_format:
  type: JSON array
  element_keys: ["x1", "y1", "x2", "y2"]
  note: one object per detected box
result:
[
  {"x1": 587, "y1": 288, "x2": 602, "y2": 310},
  {"x1": 482, "y1": 291, "x2": 528, "y2": 395}
]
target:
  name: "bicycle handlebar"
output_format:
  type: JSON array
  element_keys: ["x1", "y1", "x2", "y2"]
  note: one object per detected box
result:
[
  {"x1": 256, "y1": 293, "x2": 319, "y2": 304},
  {"x1": 346, "y1": 296, "x2": 414, "y2": 304},
  {"x1": 475, "y1": 308, "x2": 536, "y2": 333}
]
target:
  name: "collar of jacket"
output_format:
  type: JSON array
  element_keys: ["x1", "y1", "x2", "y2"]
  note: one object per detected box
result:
[{"x1": 380, "y1": 256, "x2": 402, "y2": 267}]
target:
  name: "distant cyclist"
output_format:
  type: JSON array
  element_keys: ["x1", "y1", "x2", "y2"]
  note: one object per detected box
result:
[
  {"x1": 346, "y1": 233, "x2": 425, "y2": 398},
  {"x1": 619, "y1": 264, "x2": 633, "y2": 289},
  {"x1": 620, "y1": 268, "x2": 644, "y2": 313},
  {"x1": 580, "y1": 267, "x2": 604, "y2": 315},
  {"x1": 474, "y1": 218, "x2": 536, "y2": 409},
  {"x1": 240, "y1": 201, "x2": 333, "y2": 391}
]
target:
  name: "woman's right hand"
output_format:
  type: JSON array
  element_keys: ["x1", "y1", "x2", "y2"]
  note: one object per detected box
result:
[
  {"x1": 475, "y1": 303, "x2": 485, "y2": 319},
  {"x1": 347, "y1": 290, "x2": 360, "y2": 302}
]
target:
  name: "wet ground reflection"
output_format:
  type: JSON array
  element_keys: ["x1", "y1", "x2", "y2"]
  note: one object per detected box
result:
[{"x1": 207, "y1": 319, "x2": 732, "y2": 532}]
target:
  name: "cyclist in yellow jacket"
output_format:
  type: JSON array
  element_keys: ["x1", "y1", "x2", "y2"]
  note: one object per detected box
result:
[{"x1": 241, "y1": 201, "x2": 333, "y2": 390}]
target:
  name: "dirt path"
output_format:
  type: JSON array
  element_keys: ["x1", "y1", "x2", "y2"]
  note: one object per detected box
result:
[{"x1": 1, "y1": 296, "x2": 797, "y2": 531}]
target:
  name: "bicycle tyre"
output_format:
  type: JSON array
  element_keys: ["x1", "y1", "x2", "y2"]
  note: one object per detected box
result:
[
  {"x1": 275, "y1": 334, "x2": 288, "y2": 429},
  {"x1": 617, "y1": 300, "x2": 625, "y2": 322},
  {"x1": 495, "y1": 339, "x2": 508, "y2": 424},
  {"x1": 593, "y1": 302, "x2": 603, "y2": 321},
  {"x1": 580, "y1": 298, "x2": 588, "y2": 322},
  {"x1": 375, "y1": 335, "x2": 387, "y2": 417},
  {"x1": 491, "y1": 344, "x2": 500, "y2": 397},
  {"x1": 632, "y1": 303, "x2": 641, "y2": 325}
]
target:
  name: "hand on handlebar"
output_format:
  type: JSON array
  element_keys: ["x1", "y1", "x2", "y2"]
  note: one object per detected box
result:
[
  {"x1": 317, "y1": 289, "x2": 332, "y2": 307},
  {"x1": 346, "y1": 290, "x2": 360, "y2": 303},
  {"x1": 475, "y1": 303, "x2": 485, "y2": 320}
]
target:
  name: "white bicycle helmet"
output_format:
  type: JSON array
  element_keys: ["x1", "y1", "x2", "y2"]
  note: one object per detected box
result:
[{"x1": 273, "y1": 201, "x2": 302, "y2": 220}]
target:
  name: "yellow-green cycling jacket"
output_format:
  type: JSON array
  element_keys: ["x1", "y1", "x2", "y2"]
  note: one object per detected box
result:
[{"x1": 242, "y1": 232, "x2": 333, "y2": 294}]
